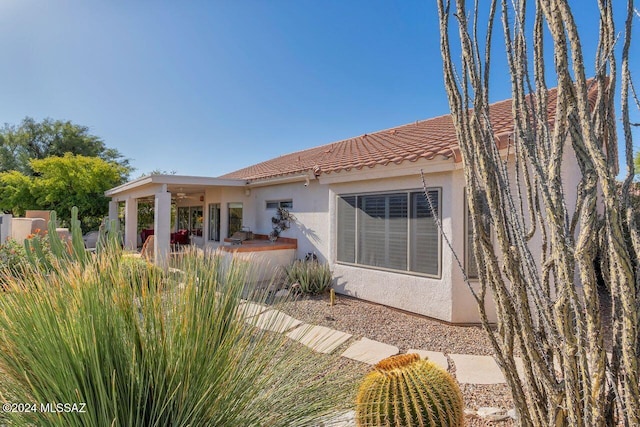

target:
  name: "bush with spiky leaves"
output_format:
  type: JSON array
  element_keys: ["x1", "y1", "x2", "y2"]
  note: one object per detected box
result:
[
  {"x1": 285, "y1": 259, "x2": 333, "y2": 295},
  {"x1": 0, "y1": 246, "x2": 357, "y2": 426}
]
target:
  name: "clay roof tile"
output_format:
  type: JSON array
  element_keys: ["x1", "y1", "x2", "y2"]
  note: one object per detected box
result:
[{"x1": 220, "y1": 82, "x2": 600, "y2": 181}]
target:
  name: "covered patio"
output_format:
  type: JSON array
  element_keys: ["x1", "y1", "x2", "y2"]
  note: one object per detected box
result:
[{"x1": 105, "y1": 175, "x2": 246, "y2": 266}]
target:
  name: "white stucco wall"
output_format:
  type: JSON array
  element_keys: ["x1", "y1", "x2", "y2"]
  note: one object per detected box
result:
[
  {"x1": 326, "y1": 171, "x2": 458, "y2": 321},
  {"x1": 103, "y1": 140, "x2": 584, "y2": 324},
  {"x1": 11, "y1": 218, "x2": 47, "y2": 243},
  {"x1": 448, "y1": 169, "x2": 498, "y2": 323},
  {"x1": 219, "y1": 248, "x2": 296, "y2": 285},
  {"x1": 0, "y1": 214, "x2": 11, "y2": 244},
  {"x1": 236, "y1": 163, "x2": 499, "y2": 323},
  {"x1": 251, "y1": 180, "x2": 330, "y2": 261}
]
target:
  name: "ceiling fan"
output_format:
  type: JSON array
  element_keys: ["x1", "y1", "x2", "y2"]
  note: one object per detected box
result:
[{"x1": 173, "y1": 189, "x2": 196, "y2": 200}]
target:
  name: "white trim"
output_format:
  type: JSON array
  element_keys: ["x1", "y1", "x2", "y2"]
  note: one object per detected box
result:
[
  {"x1": 335, "y1": 188, "x2": 442, "y2": 279},
  {"x1": 245, "y1": 173, "x2": 313, "y2": 187},
  {"x1": 318, "y1": 158, "x2": 459, "y2": 185},
  {"x1": 105, "y1": 174, "x2": 245, "y2": 197}
]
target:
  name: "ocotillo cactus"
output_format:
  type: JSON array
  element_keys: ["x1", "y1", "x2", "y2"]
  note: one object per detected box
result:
[{"x1": 355, "y1": 353, "x2": 464, "y2": 427}]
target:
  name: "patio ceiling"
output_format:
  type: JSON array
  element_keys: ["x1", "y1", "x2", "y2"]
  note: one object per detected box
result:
[{"x1": 105, "y1": 174, "x2": 246, "y2": 202}]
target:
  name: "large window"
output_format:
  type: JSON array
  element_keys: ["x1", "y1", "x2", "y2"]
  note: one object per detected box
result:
[
  {"x1": 337, "y1": 190, "x2": 441, "y2": 277},
  {"x1": 178, "y1": 206, "x2": 203, "y2": 236},
  {"x1": 228, "y1": 202, "x2": 243, "y2": 237}
]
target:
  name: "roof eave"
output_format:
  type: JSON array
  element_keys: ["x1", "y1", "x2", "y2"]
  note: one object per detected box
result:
[{"x1": 105, "y1": 174, "x2": 246, "y2": 197}]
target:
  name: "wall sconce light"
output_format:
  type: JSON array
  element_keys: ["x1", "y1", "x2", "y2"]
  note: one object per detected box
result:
[
  {"x1": 245, "y1": 188, "x2": 251, "y2": 197},
  {"x1": 199, "y1": 195, "x2": 204, "y2": 202}
]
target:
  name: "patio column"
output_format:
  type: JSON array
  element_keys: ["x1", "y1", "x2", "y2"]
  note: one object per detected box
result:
[
  {"x1": 108, "y1": 200, "x2": 119, "y2": 225},
  {"x1": 154, "y1": 191, "x2": 171, "y2": 268},
  {"x1": 124, "y1": 197, "x2": 138, "y2": 250}
]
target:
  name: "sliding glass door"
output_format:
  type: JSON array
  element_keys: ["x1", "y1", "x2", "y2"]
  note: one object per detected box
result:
[{"x1": 208, "y1": 203, "x2": 221, "y2": 241}]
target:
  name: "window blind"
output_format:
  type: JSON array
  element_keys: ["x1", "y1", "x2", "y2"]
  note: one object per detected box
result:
[{"x1": 337, "y1": 189, "x2": 441, "y2": 277}]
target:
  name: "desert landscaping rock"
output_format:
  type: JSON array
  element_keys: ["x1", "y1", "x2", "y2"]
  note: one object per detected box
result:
[
  {"x1": 477, "y1": 407, "x2": 510, "y2": 422},
  {"x1": 341, "y1": 338, "x2": 399, "y2": 365},
  {"x1": 279, "y1": 295, "x2": 516, "y2": 415},
  {"x1": 249, "y1": 309, "x2": 302, "y2": 333},
  {"x1": 508, "y1": 408, "x2": 518, "y2": 420},
  {"x1": 407, "y1": 349, "x2": 449, "y2": 371},
  {"x1": 287, "y1": 324, "x2": 352, "y2": 354},
  {"x1": 450, "y1": 354, "x2": 506, "y2": 384}
]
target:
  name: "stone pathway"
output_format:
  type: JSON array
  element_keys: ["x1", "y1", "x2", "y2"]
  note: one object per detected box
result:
[
  {"x1": 241, "y1": 305, "x2": 508, "y2": 385},
  {"x1": 239, "y1": 304, "x2": 518, "y2": 425},
  {"x1": 340, "y1": 338, "x2": 399, "y2": 365},
  {"x1": 407, "y1": 349, "x2": 449, "y2": 371},
  {"x1": 287, "y1": 324, "x2": 352, "y2": 354},
  {"x1": 248, "y1": 309, "x2": 302, "y2": 333}
]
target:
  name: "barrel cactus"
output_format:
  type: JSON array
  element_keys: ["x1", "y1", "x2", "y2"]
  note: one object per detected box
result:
[{"x1": 355, "y1": 353, "x2": 464, "y2": 427}]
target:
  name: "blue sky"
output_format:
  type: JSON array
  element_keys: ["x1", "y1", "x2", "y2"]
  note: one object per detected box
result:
[{"x1": 0, "y1": 1, "x2": 637, "y2": 179}]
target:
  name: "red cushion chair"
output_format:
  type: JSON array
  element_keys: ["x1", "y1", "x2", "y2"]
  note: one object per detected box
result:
[
  {"x1": 171, "y1": 229, "x2": 190, "y2": 245},
  {"x1": 140, "y1": 228, "x2": 154, "y2": 244}
]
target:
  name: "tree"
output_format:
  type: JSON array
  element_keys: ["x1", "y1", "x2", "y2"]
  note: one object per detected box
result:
[
  {"x1": 0, "y1": 117, "x2": 131, "y2": 177},
  {"x1": 0, "y1": 154, "x2": 127, "y2": 232},
  {"x1": 437, "y1": 0, "x2": 638, "y2": 425}
]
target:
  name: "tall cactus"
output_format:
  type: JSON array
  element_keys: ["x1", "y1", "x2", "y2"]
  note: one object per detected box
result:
[
  {"x1": 24, "y1": 207, "x2": 122, "y2": 270},
  {"x1": 355, "y1": 353, "x2": 464, "y2": 427}
]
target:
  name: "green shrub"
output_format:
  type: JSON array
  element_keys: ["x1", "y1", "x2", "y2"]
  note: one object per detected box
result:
[
  {"x1": 0, "y1": 247, "x2": 356, "y2": 426},
  {"x1": 0, "y1": 238, "x2": 28, "y2": 280},
  {"x1": 119, "y1": 255, "x2": 165, "y2": 291},
  {"x1": 285, "y1": 259, "x2": 333, "y2": 295},
  {"x1": 0, "y1": 233, "x2": 51, "y2": 287}
]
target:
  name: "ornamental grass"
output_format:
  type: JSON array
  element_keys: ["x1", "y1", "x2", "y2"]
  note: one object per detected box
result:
[{"x1": 0, "y1": 247, "x2": 356, "y2": 426}]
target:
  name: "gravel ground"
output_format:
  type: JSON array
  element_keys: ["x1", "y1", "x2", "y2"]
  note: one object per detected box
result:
[{"x1": 278, "y1": 294, "x2": 516, "y2": 426}]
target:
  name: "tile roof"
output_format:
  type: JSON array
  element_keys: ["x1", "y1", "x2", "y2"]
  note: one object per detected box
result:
[{"x1": 219, "y1": 81, "x2": 597, "y2": 182}]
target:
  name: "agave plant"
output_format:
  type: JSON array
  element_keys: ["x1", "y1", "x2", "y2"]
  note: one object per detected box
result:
[
  {"x1": 285, "y1": 259, "x2": 333, "y2": 295},
  {"x1": 0, "y1": 246, "x2": 356, "y2": 426}
]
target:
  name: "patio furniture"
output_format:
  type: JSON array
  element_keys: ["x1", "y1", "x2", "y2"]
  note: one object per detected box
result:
[
  {"x1": 140, "y1": 228, "x2": 154, "y2": 244},
  {"x1": 140, "y1": 235, "x2": 155, "y2": 262},
  {"x1": 83, "y1": 231, "x2": 99, "y2": 250},
  {"x1": 171, "y1": 229, "x2": 190, "y2": 245}
]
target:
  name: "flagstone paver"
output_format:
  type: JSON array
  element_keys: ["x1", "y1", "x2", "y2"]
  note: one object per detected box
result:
[
  {"x1": 249, "y1": 309, "x2": 302, "y2": 333},
  {"x1": 237, "y1": 301, "x2": 269, "y2": 318},
  {"x1": 287, "y1": 324, "x2": 353, "y2": 354},
  {"x1": 341, "y1": 338, "x2": 399, "y2": 365},
  {"x1": 450, "y1": 354, "x2": 506, "y2": 384},
  {"x1": 407, "y1": 349, "x2": 449, "y2": 371}
]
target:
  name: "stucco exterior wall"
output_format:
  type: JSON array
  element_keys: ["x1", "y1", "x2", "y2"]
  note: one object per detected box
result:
[
  {"x1": 327, "y1": 171, "x2": 458, "y2": 322},
  {"x1": 103, "y1": 136, "x2": 584, "y2": 324},
  {"x1": 0, "y1": 214, "x2": 12, "y2": 244},
  {"x1": 449, "y1": 140, "x2": 582, "y2": 323},
  {"x1": 235, "y1": 164, "x2": 502, "y2": 323},
  {"x1": 251, "y1": 180, "x2": 330, "y2": 261},
  {"x1": 11, "y1": 218, "x2": 47, "y2": 243},
  {"x1": 219, "y1": 247, "x2": 296, "y2": 285}
]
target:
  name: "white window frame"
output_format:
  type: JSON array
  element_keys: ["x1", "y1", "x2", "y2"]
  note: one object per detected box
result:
[
  {"x1": 336, "y1": 189, "x2": 442, "y2": 278},
  {"x1": 266, "y1": 200, "x2": 293, "y2": 210}
]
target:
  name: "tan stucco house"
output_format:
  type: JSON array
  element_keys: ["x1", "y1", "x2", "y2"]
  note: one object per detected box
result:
[{"x1": 105, "y1": 86, "x2": 588, "y2": 324}]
